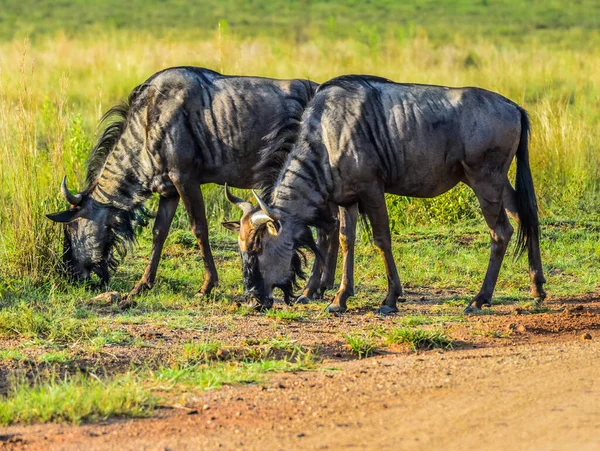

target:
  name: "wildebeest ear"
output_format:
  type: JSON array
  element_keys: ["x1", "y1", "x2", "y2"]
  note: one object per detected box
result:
[
  {"x1": 221, "y1": 221, "x2": 240, "y2": 232},
  {"x1": 266, "y1": 220, "x2": 280, "y2": 236},
  {"x1": 46, "y1": 208, "x2": 82, "y2": 223}
]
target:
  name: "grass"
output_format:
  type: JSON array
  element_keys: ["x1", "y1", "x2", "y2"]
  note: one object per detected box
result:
[
  {"x1": 265, "y1": 309, "x2": 306, "y2": 322},
  {"x1": 180, "y1": 340, "x2": 223, "y2": 364},
  {"x1": 150, "y1": 358, "x2": 314, "y2": 392},
  {"x1": 0, "y1": 355, "x2": 315, "y2": 426},
  {"x1": 0, "y1": 372, "x2": 155, "y2": 426},
  {"x1": 343, "y1": 333, "x2": 377, "y2": 359},
  {"x1": 1, "y1": 0, "x2": 599, "y2": 50},
  {"x1": 395, "y1": 314, "x2": 464, "y2": 327},
  {"x1": 383, "y1": 328, "x2": 454, "y2": 351}
]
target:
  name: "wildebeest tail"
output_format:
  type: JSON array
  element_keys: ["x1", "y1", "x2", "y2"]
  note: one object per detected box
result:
[{"x1": 514, "y1": 108, "x2": 539, "y2": 258}]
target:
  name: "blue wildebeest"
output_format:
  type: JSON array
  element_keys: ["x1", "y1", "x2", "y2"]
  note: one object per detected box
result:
[
  {"x1": 226, "y1": 75, "x2": 546, "y2": 314},
  {"x1": 46, "y1": 66, "x2": 336, "y2": 306}
]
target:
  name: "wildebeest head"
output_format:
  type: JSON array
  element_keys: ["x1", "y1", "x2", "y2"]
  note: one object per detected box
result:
[
  {"x1": 223, "y1": 185, "x2": 316, "y2": 307},
  {"x1": 46, "y1": 176, "x2": 114, "y2": 285}
]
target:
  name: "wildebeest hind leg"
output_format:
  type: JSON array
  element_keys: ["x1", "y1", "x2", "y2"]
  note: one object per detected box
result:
[
  {"x1": 328, "y1": 204, "x2": 358, "y2": 313},
  {"x1": 127, "y1": 194, "x2": 179, "y2": 298},
  {"x1": 503, "y1": 180, "x2": 546, "y2": 302},
  {"x1": 467, "y1": 182, "x2": 514, "y2": 312},
  {"x1": 360, "y1": 185, "x2": 403, "y2": 315},
  {"x1": 173, "y1": 181, "x2": 219, "y2": 297}
]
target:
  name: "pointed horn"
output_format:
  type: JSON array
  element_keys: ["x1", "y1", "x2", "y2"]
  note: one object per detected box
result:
[
  {"x1": 61, "y1": 176, "x2": 82, "y2": 206},
  {"x1": 252, "y1": 190, "x2": 279, "y2": 220},
  {"x1": 225, "y1": 183, "x2": 252, "y2": 214}
]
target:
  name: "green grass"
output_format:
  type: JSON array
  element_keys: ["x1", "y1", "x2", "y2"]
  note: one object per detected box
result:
[
  {"x1": 343, "y1": 333, "x2": 377, "y2": 359},
  {"x1": 179, "y1": 340, "x2": 223, "y2": 364},
  {"x1": 0, "y1": 356, "x2": 315, "y2": 426},
  {"x1": 150, "y1": 358, "x2": 314, "y2": 392},
  {"x1": 37, "y1": 350, "x2": 72, "y2": 365},
  {"x1": 0, "y1": 373, "x2": 155, "y2": 426},
  {"x1": 265, "y1": 309, "x2": 306, "y2": 322},
  {"x1": 0, "y1": 349, "x2": 26, "y2": 362},
  {"x1": 1, "y1": 0, "x2": 599, "y2": 50},
  {"x1": 383, "y1": 328, "x2": 454, "y2": 351}
]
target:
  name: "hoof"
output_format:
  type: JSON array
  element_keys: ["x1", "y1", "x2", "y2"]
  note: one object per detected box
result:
[
  {"x1": 326, "y1": 304, "x2": 347, "y2": 314},
  {"x1": 295, "y1": 295, "x2": 311, "y2": 305},
  {"x1": 376, "y1": 305, "x2": 399, "y2": 316}
]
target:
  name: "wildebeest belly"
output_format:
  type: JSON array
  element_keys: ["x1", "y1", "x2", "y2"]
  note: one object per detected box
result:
[{"x1": 383, "y1": 130, "x2": 466, "y2": 198}]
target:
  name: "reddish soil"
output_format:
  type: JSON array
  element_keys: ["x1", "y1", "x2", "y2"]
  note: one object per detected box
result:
[{"x1": 1, "y1": 295, "x2": 600, "y2": 451}]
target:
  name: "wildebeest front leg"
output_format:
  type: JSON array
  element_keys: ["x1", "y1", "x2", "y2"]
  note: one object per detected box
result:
[
  {"x1": 301, "y1": 224, "x2": 340, "y2": 301},
  {"x1": 503, "y1": 180, "x2": 546, "y2": 303},
  {"x1": 302, "y1": 228, "x2": 329, "y2": 300},
  {"x1": 467, "y1": 182, "x2": 514, "y2": 312},
  {"x1": 328, "y1": 204, "x2": 358, "y2": 313},
  {"x1": 360, "y1": 186, "x2": 402, "y2": 315},
  {"x1": 174, "y1": 182, "x2": 218, "y2": 296},
  {"x1": 320, "y1": 222, "x2": 340, "y2": 292},
  {"x1": 127, "y1": 194, "x2": 180, "y2": 298}
]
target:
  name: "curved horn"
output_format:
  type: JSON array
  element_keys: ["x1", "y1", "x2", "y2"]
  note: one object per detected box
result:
[
  {"x1": 225, "y1": 183, "x2": 252, "y2": 214},
  {"x1": 251, "y1": 211, "x2": 275, "y2": 228},
  {"x1": 61, "y1": 176, "x2": 82, "y2": 206},
  {"x1": 252, "y1": 190, "x2": 279, "y2": 220}
]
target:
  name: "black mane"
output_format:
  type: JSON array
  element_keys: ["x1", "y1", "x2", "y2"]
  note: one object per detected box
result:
[
  {"x1": 85, "y1": 85, "x2": 146, "y2": 189},
  {"x1": 252, "y1": 80, "x2": 317, "y2": 202},
  {"x1": 105, "y1": 206, "x2": 150, "y2": 271},
  {"x1": 84, "y1": 85, "x2": 151, "y2": 266}
]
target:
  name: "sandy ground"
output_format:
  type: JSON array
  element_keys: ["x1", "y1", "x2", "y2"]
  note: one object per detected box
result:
[{"x1": 2, "y1": 333, "x2": 599, "y2": 449}]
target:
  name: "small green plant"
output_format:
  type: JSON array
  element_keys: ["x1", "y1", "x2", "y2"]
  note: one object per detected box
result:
[
  {"x1": 0, "y1": 349, "x2": 25, "y2": 362},
  {"x1": 384, "y1": 328, "x2": 453, "y2": 351},
  {"x1": 265, "y1": 309, "x2": 305, "y2": 322},
  {"x1": 37, "y1": 350, "x2": 71, "y2": 364},
  {"x1": 343, "y1": 333, "x2": 377, "y2": 359}
]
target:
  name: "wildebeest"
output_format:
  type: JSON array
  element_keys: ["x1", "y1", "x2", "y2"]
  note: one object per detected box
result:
[
  {"x1": 227, "y1": 75, "x2": 546, "y2": 314},
  {"x1": 46, "y1": 66, "x2": 331, "y2": 303}
]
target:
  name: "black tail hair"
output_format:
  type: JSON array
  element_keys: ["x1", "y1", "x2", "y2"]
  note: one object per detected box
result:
[{"x1": 514, "y1": 108, "x2": 540, "y2": 258}]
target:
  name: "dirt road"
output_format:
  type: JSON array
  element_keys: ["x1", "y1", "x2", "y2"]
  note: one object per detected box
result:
[{"x1": 3, "y1": 336, "x2": 599, "y2": 450}]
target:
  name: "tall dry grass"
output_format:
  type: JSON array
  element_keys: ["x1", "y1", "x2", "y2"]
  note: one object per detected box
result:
[{"x1": 0, "y1": 30, "x2": 598, "y2": 283}]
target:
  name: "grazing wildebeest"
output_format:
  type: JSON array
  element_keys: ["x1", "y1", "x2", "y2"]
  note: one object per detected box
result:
[
  {"x1": 46, "y1": 66, "x2": 332, "y2": 304},
  {"x1": 226, "y1": 75, "x2": 546, "y2": 314}
]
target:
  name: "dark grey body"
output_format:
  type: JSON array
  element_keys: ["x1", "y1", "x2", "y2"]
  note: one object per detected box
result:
[
  {"x1": 235, "y1": 75, "x2": 546, "y2": 313},
  {"x1": 47, "y1": 67, "x2": 321, "y2": 300}
]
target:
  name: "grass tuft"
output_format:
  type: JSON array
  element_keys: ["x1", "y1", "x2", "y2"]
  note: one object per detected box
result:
[
  {"x1": 383, "y1": 328, "x2": 453, "y2": 351},
  {"x1": 265, "y1": 309, "x2": 306, "y2": 322},
  {"x1": 343, "y1": 333, "x2": 377, "y2": 359}
]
